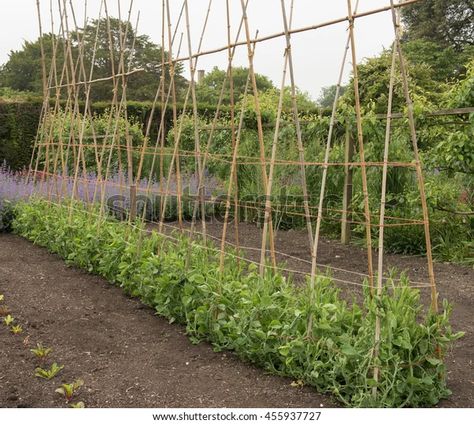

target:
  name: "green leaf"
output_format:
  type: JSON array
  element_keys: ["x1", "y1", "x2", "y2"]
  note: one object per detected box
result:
[
  {"x1": 278, "y1": 345, "x2": 291, "y2": 357},
  {"x1": 341, "y1": 344, "x2": 358, "y2": 357},
  {"x1": 426, "y1": 357, "x2": 443, "y2": 366}
]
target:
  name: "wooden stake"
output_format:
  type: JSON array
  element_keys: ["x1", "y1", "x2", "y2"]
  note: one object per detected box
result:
[
  {"x1": 346, "y1": 0, "x2": 374, "y2": 290},
  {"x1": 280, "y1": 0, "x2": 313, "y2": 252},
  {"x1": 239, "y1": 0, "x2": 277, "y2": 275}
]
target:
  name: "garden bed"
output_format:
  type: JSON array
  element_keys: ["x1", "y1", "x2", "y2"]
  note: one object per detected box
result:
[{"x1": 1, "y1": 201, "x2": 472, "y2": 407}]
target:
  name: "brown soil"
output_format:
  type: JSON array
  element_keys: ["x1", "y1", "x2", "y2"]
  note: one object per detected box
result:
[{"x1": 0, "y1": 222, "x2": 472, "y2": 408}]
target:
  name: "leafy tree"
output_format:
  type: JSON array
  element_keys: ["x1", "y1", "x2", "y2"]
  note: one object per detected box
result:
[
  {"x1": 427, "y1": 59, "x2": 474, "y2": 175},
  {"x1": 401, "y1": 0, "x2": 474, "y2": 50},
  {"x1": 341, "y1": 48, "x2": 444, "y2": 115},
  {"x1": 0, "y1": 18, "x2": 186, "y2": 102},
  {"x1": 77, "y1": 18, "x2": 186, "y2": 101},
  {"x1": 403, "y1": 39, "x2": 474, "y2": 82},
  {"x1": 317, "y1": 84, "x2": 347, "y2": 109},
  {"x1": 0, "y1": 34, "x2": 62, "y2": 93},
  {"x1": 240, "y1": 86, "x2": 317, "y2": 127},
  {"x1": 195, "y1": 66, "x2": 275, "y2": 105}
]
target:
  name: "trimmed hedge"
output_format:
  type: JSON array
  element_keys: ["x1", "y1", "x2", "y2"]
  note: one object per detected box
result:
[
  {"x1": 0, "y1": 100, "x2": 43, "y2": 170},
  {"x1": 0, "y1": 99, "x2": 226, "y2": 171},
  {"x1": 0, "y1": 95, "x2": 328, "y2": 172},
  {"x1": 12, "y1": 198, "x2": 463, "y2": 407}
]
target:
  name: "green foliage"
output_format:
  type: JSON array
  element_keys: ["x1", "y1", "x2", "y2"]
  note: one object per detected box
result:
[
  {"x1": 35, "y1": 363, "x2": 64, "y2": 380},
  {"x1": 10, "y1": 325, "x2": 23, "y2": 334},
  {"x1": 41, "y1": 109, "x2": 145, "y2": 174},
  {"x1": 341, "y1": 49, "x2": 443, "y2": 114},
  {"x1": 196, "y1": 66, "x2": 275, "y2": 105},
  {"x1": 0, "y1": 87, "x2": 40, "y2": 102},
  {"x1": 13, "y1": 199, "x2": 463, "y2": 407},
  {"x1": 30, "y1": 343, "x2": 53, "y2": 360},
  {"x1": 403, "y1": 40, "x2": 474, "y2": 82},
  {"x1": 317, "y1": 85, "x2": 347, "y2": 109},
  {"x1": 239, "y1": 87, "x2": 317, "y2": 128},
  {"x1": 0, "y1": 100, "x2": 43, "y2": 170},
  {"x1": 70, "y1": 401, "x2": 85, "y2": 408},
  {"x1": 446, "y1": 58, "x2": 474, "y2": 108},
  {"x1": 0, "y1": 19, "x2": 186, "y2": 102},
  {"x1": 3, "y1": 314, "x2": 14, "y2": 326},
  {"x1": 0, "y1": 200, "x2": 16, "y2": 233},
  {"x1": 0, "y1": 99, "x2": 221, "y2": 171},
  {"x1": 401, "y1": 0, "x2": 474, "y2": 50},
  {"x1": 0, "y1": 34, "x2": 58, "y2": 93},
  {"x1": 55, "y1": 379, "x2": 84, "y2": 402}
]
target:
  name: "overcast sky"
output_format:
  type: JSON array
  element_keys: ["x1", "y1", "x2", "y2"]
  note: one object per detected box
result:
[{"x1": 0, "y1": 0, "x2": 398, "y2": 100}]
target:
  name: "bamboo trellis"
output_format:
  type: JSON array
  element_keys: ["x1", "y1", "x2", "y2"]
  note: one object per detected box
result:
[{"x1": 29, "y1": 0, "x2": 439, "y2": 399}]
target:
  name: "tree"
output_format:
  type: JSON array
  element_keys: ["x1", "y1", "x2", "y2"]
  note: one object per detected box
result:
[
  {"x1": 317, "y1": 84, "x2": 347, "y2": 109},
  {"x1": 0, "y1": 18, "x2": 186, "y2": 102},
  {"x1": 341, "y1": 48, "x2": 444, "y2": 115},
  {"x1": 77, "y1": 18, "x2": 186, "y2": 101},
  {"x1": 402, "y1": 39, "x2": 474, "y2": 81},
  {"x1": 195, "y1": 66, "x2": 275, "y2": 105},
  {"x1": 401, "y1": 0, "x2": 474, "y2": 50},
  {"x1": 0, "y1": 34, "x2": 62, "y2": 93}
]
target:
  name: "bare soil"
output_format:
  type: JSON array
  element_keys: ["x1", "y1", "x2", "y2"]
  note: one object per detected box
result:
[{"x1": 0, "y1": 222, "x2": 472, "y2": 408}]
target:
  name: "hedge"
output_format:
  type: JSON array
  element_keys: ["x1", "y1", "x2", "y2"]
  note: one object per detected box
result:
[
  {"x1": 0, "y1": 98, "x2": 226, "y2": 171},
  {"x1": 0, "y1": 100, "x2": 43, "y2": 170}
]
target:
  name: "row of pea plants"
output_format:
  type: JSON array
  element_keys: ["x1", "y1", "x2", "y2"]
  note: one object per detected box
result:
[{"x1": 11, "y1": 199, "x2": 463, "y2": 407}]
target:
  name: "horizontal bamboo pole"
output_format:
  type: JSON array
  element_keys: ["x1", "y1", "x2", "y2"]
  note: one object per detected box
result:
[
  {"x1": 36, "y1": 141, "x2": 420, "y2": 168},
  {"x1": 47, "y1": 68, "x2": 144, "y2": 90},
  {"x1": 165, "y1": 0, "x2": 422, "y2": 67}
]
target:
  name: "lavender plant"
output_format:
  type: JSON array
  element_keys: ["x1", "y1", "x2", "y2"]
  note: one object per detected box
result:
[{"x1": 0, "y1": 161, "x2": 223, "y2": 224}]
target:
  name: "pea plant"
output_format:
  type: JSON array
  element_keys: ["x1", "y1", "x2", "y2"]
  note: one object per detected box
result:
[{"x1": 13, "y1": 199, "x2": 464, "y2": 407}]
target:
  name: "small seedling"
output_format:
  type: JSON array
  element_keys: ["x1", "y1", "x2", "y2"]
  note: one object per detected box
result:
[
  {"x1": 290, "y1": 380, "x2": 304, "y2": 388},
  {"x1": 55, "y1": 379, "x2": 84, "y2": 402},
  {"x1": 70, "y1": 401, "x2": 85, "y2": 408},
  {"x1": 30, "y1": 343, "x2": 52, "y2": 360},
  {"x1": 3, "y1": 314, "x2": 14, "y2": 326},
  {"x1": 35, "y1": 363, "x2": 64, "y2": 380},
  {"x1": 10, "y1": 325, "x2": 23, "y2": 334},
  {"x1": 0, "y1": 294, "x2": 4, "y2": 301}
]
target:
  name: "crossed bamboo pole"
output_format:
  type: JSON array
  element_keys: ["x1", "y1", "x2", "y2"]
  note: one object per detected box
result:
[{"x1": 31, "y1": 0, "x2": 439, "y2": 402}]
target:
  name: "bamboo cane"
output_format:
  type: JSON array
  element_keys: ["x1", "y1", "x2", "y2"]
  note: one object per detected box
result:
[
  {"x1": 239, "y1": 0, "x2": 277, "y2": 275},
  {"x1": 389, "y1": 0, "x2": 438, "y2": 313},
  {"x1": 372, "y1": 39, "x2": 398, "y2": 400},
  {"x1": 346, "y1": 0, "x2": 374, "y2": 290}
]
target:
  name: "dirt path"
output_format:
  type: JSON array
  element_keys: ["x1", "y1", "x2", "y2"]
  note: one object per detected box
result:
[{"x1": 0, "y1": 229, "x2": 472, "y2": 407}]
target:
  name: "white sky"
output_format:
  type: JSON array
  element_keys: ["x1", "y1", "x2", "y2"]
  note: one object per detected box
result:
[{"x1": 0, "y1": 0, "x2": 398, "y2": 99}]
